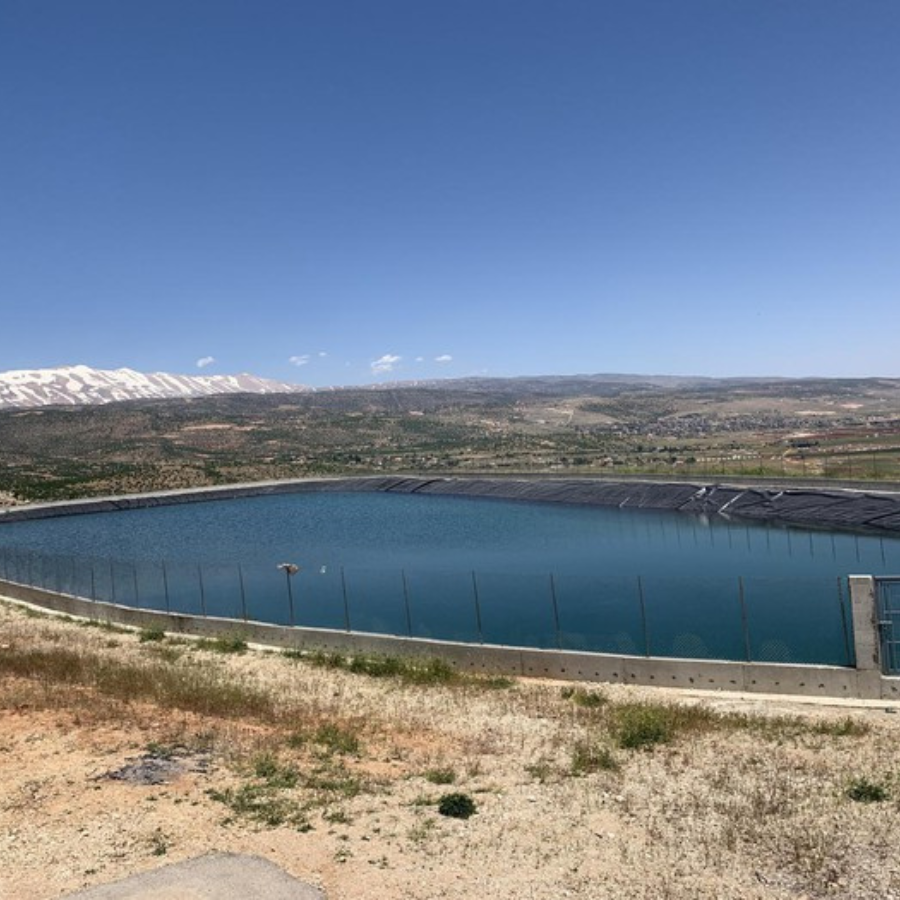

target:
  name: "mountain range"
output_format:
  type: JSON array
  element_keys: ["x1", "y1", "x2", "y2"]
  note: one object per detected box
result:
[
  {"x1": 3, "y1": 364, "x2": 897, "y2": 413},
  {"x1": 0, "y1": 365, "x2": 309, "y2": 410},
  {"x1": 0, "y1": 365, "x2": 729, "y2": 410}
]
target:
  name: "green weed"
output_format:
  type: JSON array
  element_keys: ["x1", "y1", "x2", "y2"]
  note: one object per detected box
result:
[
  {"x1": 302, "y1": 765, "x2": 364, "y2": 800},
  {"x1": 846, "y1": 776, "x2": 889, "y2": 803},
  {"x1": 252, "y1": 753, "x2": 300, "y2": 789},
  {"x1": 524, "y1": 758, "x2": 556, "y2": 784},
  {"x1": 287, "y1": 723, "x2": 362, "y2": 756},
  {"x1": 612, "y1": 703, "x2": 674, "y2": 749},
  {"x1": 313, "y1": 723, "x2": 361, "y2": 756},
  {"x1": 196, "y1": 634, "x2": 248, "y2": 654},
  {"x1": 207, "y1": 783, "x2": 310, "y2": 829},
  {"x1": 139, "y1": 627, "x2": 166, "y2": 643},
  {"x1": 561, "y1": 686, "x2": 607, "y2": 708},
  {"x1": 571, "y1": 739, "x2": 619, "y2": 774},
  {"x1": 424, "y1": 768, "x2": 457, "y2": 785}
]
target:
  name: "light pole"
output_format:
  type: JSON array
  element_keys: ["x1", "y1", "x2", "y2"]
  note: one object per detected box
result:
[{"x1": 277, "y1": 563, "x2": 299, "y2": 626}]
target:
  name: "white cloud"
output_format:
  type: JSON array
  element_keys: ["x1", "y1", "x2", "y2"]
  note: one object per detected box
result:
[
  {"x1": 415, "y1": 356, "x2": 425, "y2": 363},
  {"x1": 318, "y1": 351, "x2": 328, "y2": 358},
  {"x1": 196, "y1": 356, "x2": 215, "y2": 369},
  {"x1": 435, "y1": 354, "x2": 453, "y2": 363},
  {"x1": 289, "y1": 354, "x2": 311, "y2": 367},
  {"x1": 371, "y1": 353, "x2": 401, "y2": 374}
]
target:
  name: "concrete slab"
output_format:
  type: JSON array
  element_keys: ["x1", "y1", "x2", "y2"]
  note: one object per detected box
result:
[{"x1": 62, "y1": 853, "x2": 324, "y2": 900}]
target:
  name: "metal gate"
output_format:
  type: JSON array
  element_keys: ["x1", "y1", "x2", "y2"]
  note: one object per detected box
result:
[{"x1": 876, "y1": 577, "x2": 900, "y2": 674}]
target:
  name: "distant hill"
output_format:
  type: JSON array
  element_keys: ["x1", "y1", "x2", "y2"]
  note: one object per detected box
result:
[
  {"x1": 0, "y1": 365, "x2": 309, "y2": 409},
  {"x1": 1, "y1": 369, "x2": 899, "y2": 502}
]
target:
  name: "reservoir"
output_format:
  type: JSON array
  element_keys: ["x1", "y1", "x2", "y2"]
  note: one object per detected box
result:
[{"x1": 2, "y1": 491, "x2": 899, "y2": 666}]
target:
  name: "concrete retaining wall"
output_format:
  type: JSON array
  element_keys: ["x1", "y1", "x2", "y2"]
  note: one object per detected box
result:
[{"x1": 4, "y1": 576, "x2": 897, "y2": 700}]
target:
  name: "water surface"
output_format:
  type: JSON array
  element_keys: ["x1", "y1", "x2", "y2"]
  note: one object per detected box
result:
[{"x1": 2, "y1": 492, "x2": 897, "y2": 665}]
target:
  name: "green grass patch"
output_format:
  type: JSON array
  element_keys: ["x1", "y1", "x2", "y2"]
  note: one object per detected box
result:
[
  {"x1": 252, "y1": 753, "x2": 300, "y2": 789},
  {"x1": 196, "y1": 634, "x2": 248, "y2": 654},
  {"x1": 138, "y1": 627, "x2": 166, "y2": 643},
  {"x1": 813, "y1": 717, "x2": 871, "y2": 738},
  {"x1": 612, "y1": 703, "x2": 676, "y2": 750},
  {"x1": 292, "y1": 648, "x2": 514, "y2": 690},
  {"x1": 604, "y1": 701, "x2": 808, "y2": 750},
  {"x1": 302, "y1": 765, "x2": 365, "y2": 800},
  {"x1": 207, "y1": 783, "x2": 311, "y2": 829}
]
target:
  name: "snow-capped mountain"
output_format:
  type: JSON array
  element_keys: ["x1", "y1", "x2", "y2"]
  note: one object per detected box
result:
[{"x1": 0, "y1": 365, "x2": 309, "y2": 409}]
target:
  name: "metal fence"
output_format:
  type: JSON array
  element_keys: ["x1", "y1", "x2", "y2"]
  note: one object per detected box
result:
[
  {"x1": 876, "y1": 577, "x2": 900, "y2": 675},
  {"x1": 0, "y1": 546, "x2": 855, "y2": 668}
]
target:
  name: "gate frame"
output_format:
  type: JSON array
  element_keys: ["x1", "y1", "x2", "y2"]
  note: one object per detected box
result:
[{"x1": 874, "y1": 576, "x2": 900, "y2": 676}]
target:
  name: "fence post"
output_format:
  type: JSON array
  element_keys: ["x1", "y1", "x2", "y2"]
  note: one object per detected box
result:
[
  {"x1": 238, "y1": 564, "x2": 247, "y2": 622},
  {"x1": 341, "y1": 567, "x2": 351, "y2": 632},
  {"x1": 837, "y1": 577, "x2": 853, "y2": 667},
  {"x1": 637, "y1": 575, "x2": 650, "y2": 657},
  {"x1": 849, "y1": 575, "x2": 881, "y2": 699},
  {"x1": 198, "y1": 565, "x2": 207, "y2": 617},
  {"x1": 110, "y1": 560, "x2": 117, "y2": 603},
  {"x1": 401, "y1": 569, "x2": 412, "y2": 637},
  {"x1": 549, "y1": 573, "x2": 562, "y2": 649},
  {"x1": 472, "y1": 571, "x2": 484, "y2": 644},
  {"x1": 738, "y1": 576, "x2": 751, "y2": 662},
  {"x1": 132, "y1": 563, "x2": 140, "y2": 609},
  {"x1": 161, "y1": 561, "x2": 170, "y2": 613},
  {"x1": 277, "y1": 564, "x2": 299, "y2": 627}
]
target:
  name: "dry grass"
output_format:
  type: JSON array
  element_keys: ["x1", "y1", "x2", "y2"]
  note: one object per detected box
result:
[{"x1": 2, "y1": 598, "x2": 900, "y2": 900}]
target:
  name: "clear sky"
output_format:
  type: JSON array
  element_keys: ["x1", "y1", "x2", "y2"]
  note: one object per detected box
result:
[{"x1": 1, "y1": 1, "x2": 898, "y2": 387}]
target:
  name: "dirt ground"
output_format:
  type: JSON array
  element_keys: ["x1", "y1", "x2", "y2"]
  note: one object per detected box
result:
[{"x1": 3, "y1": 600, "x2": 900, "y2": 900}]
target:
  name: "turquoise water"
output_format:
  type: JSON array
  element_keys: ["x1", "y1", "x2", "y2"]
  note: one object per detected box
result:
[{"x1": 2, "y1": 492, "x2": 899, "y2": 664}]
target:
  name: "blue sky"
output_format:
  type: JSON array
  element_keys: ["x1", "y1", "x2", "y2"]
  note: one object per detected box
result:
[{"x1": 1, "y1": 1, "x2": 898, "y2": 386}]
